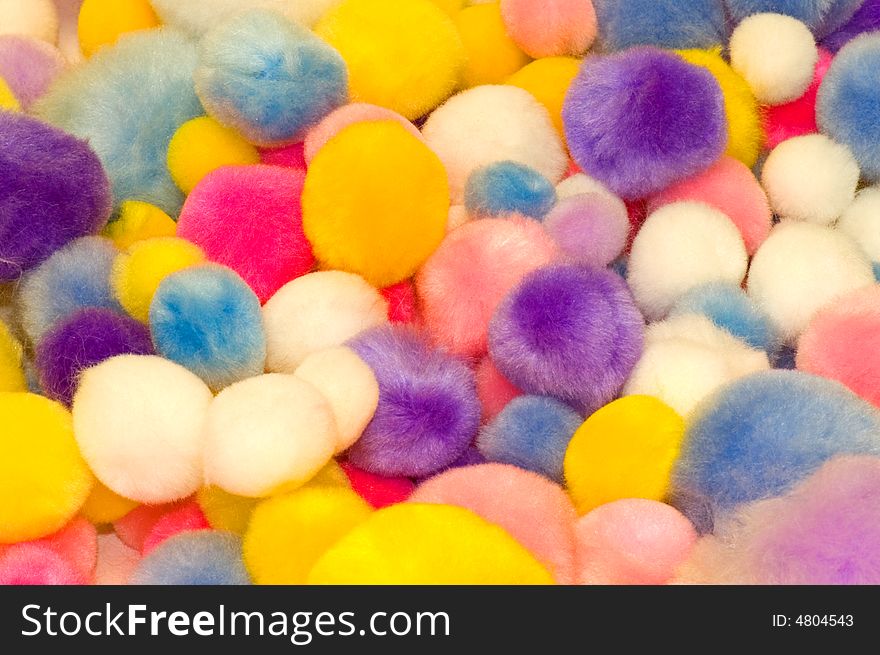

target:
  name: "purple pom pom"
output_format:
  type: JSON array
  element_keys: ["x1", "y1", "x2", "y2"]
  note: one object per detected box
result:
[
  {"x1": 0, "y1": 112, "x2": 111, "y2": 281},
  {"x1": 822, "y1": 0, "x2": 880, "y2": 53},
  {"x1": 348, "y1": 325, "x2": 480, "y2": 478},
  {"x1": 543, "y1": 192, "x2": 629, "y2": 268},
  {"x1": 488, "y1": 264, "x2": 644, "y2": 414},
  {"x1": 562, "y1": 48, "x2": 727, "y2": 199},
  {"x1": 0, "y1": 35, "x2": 65, "y2": 109},
  {"x1": 35, "y1": 308, "x2": 154, "y2": 406}
]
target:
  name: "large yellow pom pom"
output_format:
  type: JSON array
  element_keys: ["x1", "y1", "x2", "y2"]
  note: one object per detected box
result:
[
  {"x1": 303, "y1": 120, "x2": 449, "y2": 287},
  {"x1": 244, "y1": 486, "x2": 372, "y2": 584},
  {"x1": 167, "y1": 117, "x2": 260, "y2": 194},
  {"x1": 80, "y1": 480, "x2": 138, "y2": 524},
  {"x1": 428, "y1": 0, "x2": 464, "y2": 16},
  {"x1": 564, "y1": 395, "x2": 686, "y2": 515},
  {"x1": 103, "y1": 200, "x2": 177, "y2": 250},
  {"x1": 0, "y1": 319, "x2": 26, "y2": 393},
  {"x1": 111, "y1": 237, "x2": 205, "y2": 322},
  {"x1": 0, "y1": 393, "x2": 94, "y2": 543},
  {"x1": 0, "y1": 75, "x2": 20, "y2": 111},
  {"x1": 308, "y1": 503, "x2": 554, "y2": 584},
  {"x1": 456, "y1": 4, "x2": 530, "y2": 88},
  {"x1": 316, "y1": 0, "x2": 465, "y2": 120},
  {"x1": 677, "y1": 47, "x2": 764, "y2": 168},
  {"x1": 77, "y1": 0, "x2": 159, "y2": 57},
  {"x1": 507, "y1": 56, "x2": 581, "y2": 141}
]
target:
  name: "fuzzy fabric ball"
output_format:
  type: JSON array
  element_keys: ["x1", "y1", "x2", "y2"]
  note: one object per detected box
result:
[
  {"x1": 555, "y1": 172, "x2": 618, "y2": 204},
  {"x1": 36, "y1": 29, "x2": 203, "y2": 215},
  {"x1": 129, "y1": 531, "x2": 249, "y2": 585},
  {"x1": 303, "y1": 120, "x2": 449, "y2": 287},
  {"x1": 423, "y1": 85, "x2": 567, "y2": 202},
  {"x1": 763, "y1": 48, "x2": 832, "y2": 149},
  {"x1": 455, "y1": 4, "x2": 529, "y2": 88},
  {"x1": 35, "y1": 309, "x2": 153, "y2": 406},
  {"x1": 347, "y1": 325, "x2": 480, "y2": 478},
  {"x1": 0, "y1": 544, "x2": 80, "y2": 585},
  {"x1": 380, "y1": 280, "x2": 417, "y2": 324},
  {"x1": 489, "y1": 264, "x2": 644, "y2": 414},
  {"x1": 0, "y1": 0, "x2": 58, "y2": 43},
  {"x1": 151, "y1": 0, "x2": 343, "y2": 34},
  {"x1": 103, "y1": 200, "x2": 176, "y2": 250},
  {"x1": 562, "y1": 48, "x2": 727, "y2": 199},
  {"x1": 0, "y1": 35, "x2": 65, "y2": 109},
  {"x1": 73, "y1": 355, "x2": 213, "y2": 504},
  {"x1": 340, "y1": 463, "x2": 415, "y2": 509},
  {"x1": 197, "y1": 486, "x2": 259, "y2": 535},
  {"x1": 838, "y1": 187, "x2": 880, "y2": 265},
  {"x1": 724, "y1": 0, "x2": 864, "y2": 36},
  {"x1": 500, "y1": 0, "x2": 596, "y2": 58},
  {"x1": 263, "y1": 271, "x2": 388, "y2": 373},
  {"x1": 0, "y1": 75, "x2": 17, "y2": 110},
  {"x1": 747, "y1": 221, "x2": 874, "y2": 342},
  {"x1": 543, "y1": 192, "x2": 629, "y2": 268},
  {"x1": 80, "y1": 481, "x2": 138, "y2": 526},
  {"x1": 316, "y1": 0, "x2": 464, "y2": 120},
  {"x1": 464, "y1": 161, "x2": 557, "y2": 219},
  {"x1": 822, "y1": 0, "x2": 880, "y2": 52},
  {"x1": 142, "y1": 502, "x2": 210, "y2": 554},
  {"x1": 627, "y1": 202, "x2": 748, "y2": 321},
  {"x1": 78, "y1": 0, "x2": 159, "y2": 57},
  {"x1": 0, "y1": 112, "x2": 111, "y2": 281},
  {"x1": 94, "y1": 534, "x2": 140, "y2": 585},
  {"x1": 505, "y1": 56, "x2": 581, "y2": 140},
  {"x1": 593, "y1": 0, "x2": 727, "y2": 51},
  {"x1": 417, "y1": 217, "x2": 557, "y2": 358},
  {"x1": 0, "y1": 319, "x2": 25, "y2": 393},
  {"x1": 114, "y1": 503, "x2": 178, "y2": 552},
  {"x1": 475, "y1": 357, "x2": 522, "y2": 421},
  {"x1": 176, "y1": 165, "x2": 314, "y2": 303}
]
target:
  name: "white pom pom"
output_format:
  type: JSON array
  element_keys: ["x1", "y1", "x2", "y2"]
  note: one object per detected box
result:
[
  {"x1": 837, "y1": 187, "x2": 880, "y2": 263},
  {"x1": 747, "y1": 221, "x2": 874, "y2": 341},
  {"x1": 262, "y1": 271, "x2": 388, "y2": 373},
  {"x1": 556, "y1": 172, "x2": 618, "y2": 204},
  {"x1": 729, "y1": 13, "x2": 817, "y2": 105},
  {"x1": 72, "y1": 355, "x2": 213, "y2": 504},
  {"x1": 294, "y1": 346, "x2": 379, "y2": 453},
  {"x1": 203, "y1": 374, "x2": 337, "y2": 497},
  {"x1": 761, "y1": 134, "x2": 860, "y2": 225},
  {"x1": 422, "y1": 85, "x2": 567, "y2": 202},
  {"x1": 627, "y1": 201, "x2": 748, "y2": 321},
  {"x1": 0, "y1": 0, "x2": 58, "y2": 44}
]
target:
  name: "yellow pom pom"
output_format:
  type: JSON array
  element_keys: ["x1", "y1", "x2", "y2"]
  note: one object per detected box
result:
[
  {"x1": 564, "y1": 396, "x2": 686, "y2": 515},
  {"x1": 0, "y1": 393, "x2": 94, "y2": 543},
  {"x1": 78, "y1": 0, "x2": 159, "y2": 57},
  {"x1": 455, "y1": 4, "x2": 531, "y2": 88},
  {"x1": 111, "y1": 236, "x2": 205, "y2": 322},
  {"x1": 308, "y1": 503, "x2": 554, "y2": 584},
  {"x1": 306, "y1": 459, "x2": 352, "y2": 489},
  {"x1": 303, "y1": 120, "x2": 449, "y2": 287},
  {"x1": 0, "y1": 319, "x2": 26, "y2": 393},
  {"x1": 244, "y1": 486, "x2": 372, "y2": 584},
  {"x1": 428, "y1": 0, "x2": 464, "y2": 16},
  {"x1": 103, "y1": 200, "x2": 177, "y2": 249},
  {"x1": 677, "y1": 47, "x2": 764, "y2": 168},
  {"x1": 507, "y1": 56, "x2": 581, "y2": 141},
  {"x1": 0, "y1": 75, "x2": 20, "y2": 111},
  {"x1": 197, "y1": 486, "x2": 259, "y2": 535},
  {"x1": 316, "y1": 0, "x2": 465, "y2": 120},
  {"x1": 167, "y1": 117, "x2": 260, "y2": 194},
  {"x1": 80, "y1": 480, "x2": 138, "y2": 524}
]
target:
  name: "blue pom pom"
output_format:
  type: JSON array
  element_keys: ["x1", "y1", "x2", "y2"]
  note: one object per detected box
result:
[
  {"x1": 593, "y1": 0, "x2": 728, "y2": 51},
  {"x1": 195, "y1": 9, "x2": 348, "y2": 146},
  {"x1": 464, "y1": 161, "x2": 557, "y2": 220},
  {"x1": 725, "y1": 0, "x2": 864, "y2": 36},
  {"x1": 672, "y1": 370, "x2": 880, "y2": 529},
  {"x1": 873, "y1": 261, "x2": 880, "y2": 282},
  {"x1": 130, "y1": 531, "x2": 251, "y2": 585},
  {"x1": 19, "y1": 237, "x2": 121, "y2": 343},
  {"x1": 477, "y1": 395, "x2": 582, "y2": 483},
  {"x1": 671, "y1": 282, "x2": 778, "y2": 351},
  {"x1": 818, "y1": 33, "x2": 880, "y2": 181},
  {"x1": 150, "y1": 264, "x2": 266, "y2": 390}
]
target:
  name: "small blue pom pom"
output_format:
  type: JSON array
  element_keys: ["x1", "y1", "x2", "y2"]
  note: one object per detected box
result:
[
  {"x1": 594, "y1": 0, "x2": 728, "y2": 51},
  {"x1": 464, "y1": 161, "x2": 557, "y2": 220},
  {"x1": 130, "y1": 531, "x2": 251, "y2": 585}
]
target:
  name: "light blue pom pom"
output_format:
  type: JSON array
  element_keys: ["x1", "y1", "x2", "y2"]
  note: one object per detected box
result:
[
  {"x1": 593, "y1": 0, "x2": 728, "y2": 51},
  {"x1": 130, "y1": 531, "x2": 251, "y2": 585},
  {"x1": 465, "y1": 161, "x2": 557, "y2": 220}
]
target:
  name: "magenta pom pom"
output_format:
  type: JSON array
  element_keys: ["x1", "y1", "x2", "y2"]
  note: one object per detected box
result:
[
  {"x1": 543, "y1": 192, "x2": 629, "y2": 267},
  {"x1": 258, "y1": 142, "x2": 307, "y2": 170},
  {"x1": 142, "y1": 501, "x2": 210, "y2": 555},
  {"x1": 0, "y1": 544, "x2": 81, "y2": 585},
  {"x1": 763, "y1": 49, "x2": 833, "y2": 150},
  {"x1": 340, "y1": 462, "x2": 415, "y2": 509},
  {"x1": 380, "y1": 280, "x2": 418, "y2": 325}
]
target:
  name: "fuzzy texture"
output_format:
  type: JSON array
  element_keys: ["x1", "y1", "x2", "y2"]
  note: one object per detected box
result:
[
  {"x1": 817, "y1": 33, "x2": 880, "y2": 181},
  {"x1": 0, "y1": 112, "x2": 111, "y2": 281},
  {"x1": 627, "y1": 202, "x2": 748, "y2": 321},
  {"x1": 113, "y1": 503, "x2": 178, "y2": 552},
  {"x1": 455, "y1": 4, "x2": 530, "y2": 88},
  {"x1": 94, "y1": 534, "x2": 140, "y2": 585},
  {"x1": 196, "y1": 10, "x2": 347, "y2": 147},
  {"x1": 763, "y1": 48, "x2": 833, "y2": 149},
  {"x1": 141, "y1": 502, "x2": 210, "y2": 555},
  {"x1": 0, "y1": 518, "x2": 98, "y2": 584},
  {"x1": 505, "y1": 56, "x2": 581, "y2": 140},
  {"x1": 151, "y1": 0, "x2": 342, "y2": 34},
  {"x1": 150, "y1": 264, "x2": 266, "y2": 390},
  {"x1": 77, "y1": 0, "x2": 160, "y2": 57},
  {"x1": 671, "y1": 370, "x2": 880, "y2": 531},
  {"x1": 258, "y1": 142, "x2": 306, "y2": 170},
  {"x1": 747, "y1": 221, "x2": 874, "y2": 342},
  {"x1": 18, "y1": 237, "x2": 120, "y2": 343},
  {"x1": 838, "y1": 187, "x2": 880, "y2": 263},
  {"x1": 648, "y1": 157, "x2": 771, "y2": 255},
  {"x1": 197, "y1": 486, "x2": 259, "y2": 535},
  {"x1": 103, "y1": 200, "x2": 177, "y2": 250},
  {"x1": 35, "y1": 29, "x2": 203, "y2": 215},
  {"x1": 80, "y1": 481, "x2": 138, "y2": 525},
  {"x1": 423, "y1": 85, "x2": 567, "y2": 203},
  {"x1": 176, "y1": 165, "x2": 314, "y2": 303},
  {"x1": 0, "y1": 0, "x2": 58, "y2": 43},
  {"x1": 555, "y1": 172, "x2": 619, "y2": 204},
  {"x1": 416, "y1": 217, "x2": 557, "y2": 358},
  {"x1": 0, "y1": 319, "x2": 25, "y2": 392},
  {"x1": 464, "y1": 161, "x2": 557, "y2": 219},
  {"x1": 543, "y1": 192, "x2": 629, "y2": 268},
  {"x1": 477, "y1": 396, "x2": 582, "y2": 483},
  {"x1": 129, "y1": 531, "x2": 250, "y2": 585},
  {"x1": 316, "y1": 0, "x2": 464, "y2": 120},
  {"x1": 0, "y1": 35, "x2": 65, "y2": 108},
  {"x1": 72, "y1": 355, "x2": 213, "y2": 504},
  {"x1": 724, "y1": 0, "x2": 864, "y2": 36},
  {"x1": 593, "y1": 0, "x2": 727, "y2": 51},
  {"x1": 562, "y1": 48, "x2": 727, "y2": 199},
  {"x1": 0, "y1": 544, "x2": 80, "y2": 585},
  {"x1": 411, "y1": 463, "x2": 578, "y2": 583},
  {"x1": 380, "y1": 280, "x2": 417, "y2": 324},
  {"x1": 35, "y1": 309, "x2": 154, "y2": 407},
  {"x1": 303, "y1": 121, "x2": 450, "y2": 287},
  {"x1": 761, "y1": 134, "x2": 860, "y2": 225},
  {"x1": 263, "y1": 271, "x2": 388, "y2": 373},
  {"x1": 822, "y1": 0, "x2": 880, "y2": 52},
  {"x1": 489, "y1": 264, "x2": 644, "y2": 414},
  {"x1": 500, "y1": 0, "x2": 596, "y2": 58},
  {"x1": 340, "y1": 463, "x2": 415, "y2": 509},
  {"x1": 347, "y1": 325, "x2": 480, "y2": 478},
  {"x1": 475, "y1": 356, "x2": 522, "y2": 421}
]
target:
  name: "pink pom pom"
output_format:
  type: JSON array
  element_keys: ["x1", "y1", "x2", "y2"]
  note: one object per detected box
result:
[
  {"x1": 475, "y1": 356, "x2": 522, "y2": 422},
  {"x1": 380, "y1": 280, "x2": 418, "y2": 324},
  {"x1": 575, "y1": 499, "x2": 697, "y2": 585},
  {"x1": 114, "y1": 503, "x2": 178, "y2": 552},
  {"x1": 0, "y1": 518, "x2": 97, "y2": 584},
  {"x1": 95, "y1": 534, "x2": 141, "y2": 585},
  {"x1": 500, "y1": 0, "x2": 597, "y2": 58},
  {"x1": 177, "y1": 165, "x2": 315, "y2": 303},
  {"x1": 258, "y1": 142, "x2": 307, "y2": 170},
  {"x1": 0, "y1": 544, "x2": 81, "y2": 585},
  {"x1": 341, "y1": 462, "x2": 415, "y2": 509},
  {"x1": 648, "y1": 156, "x2": 771, "y2": 255},
  {"x1": 763, "y1": 49, "x2": 833, "y2": 150},
  {"x1": 412, "y1": 463, "x2": 578, "y2": 583},
  {"x1": 142, "y1": 501, "x2": 210, "y2": 554}
]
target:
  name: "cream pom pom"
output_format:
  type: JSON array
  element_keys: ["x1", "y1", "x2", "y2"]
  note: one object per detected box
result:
[
  {"x1": 0, "y1": 0, "x2": 58, "y2": 44},
  {"x1": 837, "y1": 187, "x2": 880, "y2": 264}
]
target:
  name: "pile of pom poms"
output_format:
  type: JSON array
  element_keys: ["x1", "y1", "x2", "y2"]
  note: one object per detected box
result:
[{"x1": 3, "y1": 0, "x2": 880, "y2": 586}]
